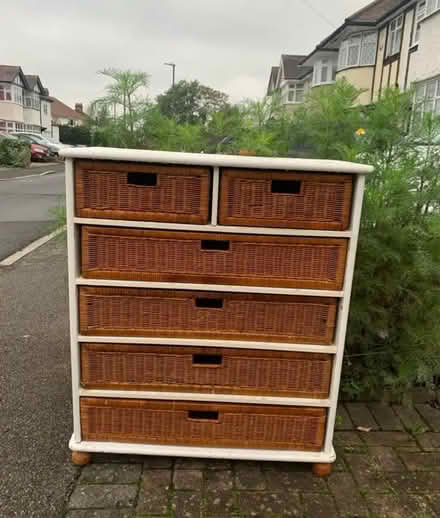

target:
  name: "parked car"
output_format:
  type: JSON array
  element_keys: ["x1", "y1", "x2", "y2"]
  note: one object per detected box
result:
[
  {"x1": 31, "y1": 143, "x2": 50, "y2": 162},
  {"x1": 11, "y1": 132, "x2": 59, "y2": 157}
]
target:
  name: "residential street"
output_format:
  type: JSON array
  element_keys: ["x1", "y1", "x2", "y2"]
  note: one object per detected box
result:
[{"x1": 0, "y1": 163, "x2": 65, "y2": 260}]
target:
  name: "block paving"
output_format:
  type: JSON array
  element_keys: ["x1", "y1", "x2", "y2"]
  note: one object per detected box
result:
[{"x1": 64, "y1": 402, "x2": 440, "y2": 517}]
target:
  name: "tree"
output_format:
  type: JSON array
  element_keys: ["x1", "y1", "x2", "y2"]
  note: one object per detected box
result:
[
  {"x1": 157, "y1": 80, "x2": 229, "y2": 125},
  {"x1": 91, "y1": 68, "x2": 150, "y2": 146}
]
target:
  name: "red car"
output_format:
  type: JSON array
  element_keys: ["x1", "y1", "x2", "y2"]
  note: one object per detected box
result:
[{"x1": 31, "y1": 143, "x2": 50, "y2": 161}]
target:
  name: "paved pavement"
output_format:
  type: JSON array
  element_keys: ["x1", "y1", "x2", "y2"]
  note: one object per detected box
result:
[
  {"x1": 0, "y1": 161, "x2": 61, "y2": 180},
  {"x1": 0, "y1": 163, "x2": 65, "y2": 260},
  {"x1": 3, "y1": 239, "x2": 440, "y2": 517}
]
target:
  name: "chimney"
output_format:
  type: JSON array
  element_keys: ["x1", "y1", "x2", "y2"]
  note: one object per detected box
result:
[{"x1": 75, "y1": 103, "x2": 83, "y2": 113}]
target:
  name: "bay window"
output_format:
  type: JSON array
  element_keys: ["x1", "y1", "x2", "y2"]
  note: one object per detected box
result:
[
  {"x1": 338, "y1": 32, "x2": 378, "y2": 70},
  {"x1": 0, "y1": 84, "x2": 12, "y2": 101},
  {"x1": 313, "y1": 58, "x2": 336, "y2": 86},
  {"x1": 287, "y1": 82, "x2": 305, "y2": 103},
  {"x1": 387, "y1": 14, "x2": 404, "y2": 56},
  {"x1": 414, "y1": 0, "x2": 440, "y2": 45},
  {"x1": 413, "y1": 76, "x2": 440, "y2": 122}
]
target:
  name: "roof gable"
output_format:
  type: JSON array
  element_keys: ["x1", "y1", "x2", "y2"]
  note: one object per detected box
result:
[
  {"x1": 348, "y1": 0, "x2": 411, "y2": 23},
  {"x1": 25, "y1": 74, "x2": 46, "y2": 94},
  {"x1": 281, "y1": 55, "x2": 312, "y2": 80},
  {"x1": 0, "y1": 65, "x2": 29, "y2": 88},
  {"x1": 51, "y1": 98, "x2": 88, "y2": 121}
]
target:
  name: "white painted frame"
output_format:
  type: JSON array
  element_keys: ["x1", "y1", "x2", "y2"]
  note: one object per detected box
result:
[{"x1": 63, "y1": 148, "x2": 370, "y2": 463}]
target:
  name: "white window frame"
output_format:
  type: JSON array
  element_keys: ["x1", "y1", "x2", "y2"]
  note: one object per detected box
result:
[
  {"x1": 0, "y1": 83, "x2": 12, "y2": 101},
  {"x1": 312, "y1": 58, "x2": 336, "y2": 87},
  {"x1": 387, "y1": 14, "x2": 404, "y2": 57},
  {"x1": 338, "y1": 31, "x2": 378, "y2": 70},
  {"x1": 413, "y1": 75, "x2": 440, "y2": 122},
  {"x1": 43, "y1": 102, "x2": 48, "y2": 115},
  {"x1": 287, "y1": 82, "x2": 305, "y2": 103},
  {"x1": 15, "y1": 122, "x2": 25, "y2": 133}
]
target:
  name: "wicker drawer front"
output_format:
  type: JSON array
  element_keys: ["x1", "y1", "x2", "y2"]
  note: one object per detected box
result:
[
  {"x1": 80, "y1": 398, "x2": 326, "y2": 451},
  {"x1": 79, "y1": 287, "x2": 337, "y2": 344},
  {"x1": 82, "y1": 227, "x2": 348, "y2": 291},
  {"x1": 75, "y1": 160, "x2": 211, "y2": 223},
  {"x1": 81, "y1": 344, "x2": 333, "y2": 398},
  {"x1": 219, "y1": 169, "x2": 353, "y2": 230}
]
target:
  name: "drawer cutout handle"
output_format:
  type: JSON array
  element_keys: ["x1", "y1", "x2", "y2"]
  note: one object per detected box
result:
[
  {"x1": 127, "y1": 172, "x2": 157, "y2": 186},
  {"x1": 188, "y1": 410, "x2": 219, "y2": 421},
  {"x1": 195, "y1": 297, "x2": 223, "y2": 309},
  {"x1": 271, "y1": 179, "x2": 302, "y2": 194},
  {"x1": 201, "y1": 239, "x2": 230, "y2": 251},
  {"x1": 192, "y1": 354, "x2": 223, "y2": 366}
]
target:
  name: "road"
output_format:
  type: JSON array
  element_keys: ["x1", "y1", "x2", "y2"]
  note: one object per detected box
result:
[{"x1": 0, "y1": 163, "x2": 65, "y2": 260}]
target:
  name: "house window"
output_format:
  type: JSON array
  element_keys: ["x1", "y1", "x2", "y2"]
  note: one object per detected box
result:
[
  {"x1": 413, "y1": 76, "x2": 440, "y2": 122},
  {"x1": 313, "y1": 59, "x2": 336, "y2": 86},
  {"x1": 0, "y1": 120, "x2": 6, "y2": 131},
  {"x1": 14, "y1": 86, "x2": 23, "y2": 105},
  {"x1": 0, "y1": 84, "x2": 12, "y2": 101},
  {"x1": 338, "y1": 31, "x2": 378, "y2": 70},
  {"x1": 287, "y1": 82, "x2": 305, "y2": 103},
  {"x1": 387, "y1": 14, "x2": 404, "y2": 56},
  {"x1": 414, "y1": 0, "x2": 440, "y2": 44},
  {"x1": 43, "y1": 102, "x2": 48, "y2": 115},
  {"x1": 15, "y1": 122, "x2": 25, "y2": 133}
]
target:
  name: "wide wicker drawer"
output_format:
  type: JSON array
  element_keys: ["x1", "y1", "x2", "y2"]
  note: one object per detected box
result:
[
  {"x1": 81, "y1": 343, "x2": 333, "y2": 398},
  {"x1": 75, "y1": 160, "x2": 211, "y2": 223},
  {"x1": 79, "y1": 287, "x2": 337, "y2": 344},
  {"x1": 219, "y1": 169, "x2": 353, "y2": 230},
  {"x1": 80, "y1": 398, "x2": 327, "y2": 451},
  {"x1": 81, "y1": 226, "x2": 348, "y2": 290}
]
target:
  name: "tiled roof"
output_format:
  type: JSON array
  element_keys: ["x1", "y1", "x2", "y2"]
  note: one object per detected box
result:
[
  {"x1": 51, "y1": 98, "x2": 88, "y2": 121},
  {"x1": 347, "y1": 0, "x2": 411, "y2": 23},
  {"x1": 281, "y1": 55, "x2": 313, "y2": 80},
  {"x1": 267, "y1": 66, "x2": 280, "y2": 94},
  {"x1": 0, "y1": 65, "x2": 21, "y2": 83}
]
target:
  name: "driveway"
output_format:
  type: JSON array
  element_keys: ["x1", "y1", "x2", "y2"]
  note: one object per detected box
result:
[{"x1": 0, "y1": 163, "x2": 65, "y2": 260}]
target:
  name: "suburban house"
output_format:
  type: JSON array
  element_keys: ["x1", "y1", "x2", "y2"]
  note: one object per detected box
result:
[
  {"x1": 51, "y1": 99, "x2": 88, "y2": 142},
  {"x1": 267, "y1": 0, "x2": 440, "y2": 116},
  {"x1": 0, "y1": 65, "x2": 52, "y2": 135}
]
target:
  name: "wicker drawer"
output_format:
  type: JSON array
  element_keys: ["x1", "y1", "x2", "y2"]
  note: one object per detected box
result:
[
  {"x1": 219, "y1": 169, "x2": 353, "y2": 230},
  {"x1": 79, "y1": 287, "x2": 337, "y2": 344},
  {"x1": 81, "y1": 343, "x2": 333, "y2": 398},
  {"x1": 75, "y1": 160, "x2": 211, "y2": 223},
  {"x1": 81, "y1": 226, "x2": 348, "y2": 290},
  {"x1": 80, "y1": 398, "x2": 326, "y2": 451}
]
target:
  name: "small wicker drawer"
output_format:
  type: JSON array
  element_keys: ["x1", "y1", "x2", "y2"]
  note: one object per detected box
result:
[
  {"x1": 81, "y1": 226, "x2": 348, "y2": 290},
  {"x1": 75, "y1": 160, "x2": 211, "y2": 223},
  {"x1": 219, "y1": 169, "x2": 353, "y2": 230},
  {"x1": 79, "y1": 287, "x2": 338, "y2": 344},
  {"x1": 81, "y1": 343, "x2": 333, "y2": 398},
  {"x1": 80, "y1": 398, "x2": 327, "y2": 451}
]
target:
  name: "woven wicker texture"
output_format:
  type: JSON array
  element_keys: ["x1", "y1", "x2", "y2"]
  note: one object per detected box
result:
[
  {"x1": 81, "y1": 344, "x2": 333, "y2": 398},
  {"x1": 79, "y1": 288, "x2": 337, "y2": 344},
  {"x1": 80, "y1": 398, "x2": 327, "y2": 450},
  {"x1": 219, "y1": 169, "x2": 353, "y2": 230},
  {"x1": 75, "y1": 160, "x2": 211, "y2": 223},
  {"x1": 82, "y1": 227, "x2": 348, "y2": 291}
]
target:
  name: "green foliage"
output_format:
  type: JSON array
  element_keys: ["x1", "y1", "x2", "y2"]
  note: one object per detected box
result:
[
  {"x1": 0, "y1": 137, "x2": 31, "y2": 167},
  {"x1": 157, "y1": 80, "x2": 229, "y2": 125},
  {"x1": 289, "y1": 79, "x2": 364, "y2": 159},
  {"x1": 59, "y1": 125, "x2": 91, "y2": 146}
]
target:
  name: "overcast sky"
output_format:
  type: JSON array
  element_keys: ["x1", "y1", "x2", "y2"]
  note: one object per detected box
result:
[{"x1": 2, "y1": 0, "x2": 371, "y2": 109}]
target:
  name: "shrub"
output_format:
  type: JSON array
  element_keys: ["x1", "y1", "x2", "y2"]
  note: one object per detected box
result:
[
  {"x1": 290, "y1": 82, "x2": 440, "y2": 400},
  {"x1": 0, "y1": 138, "x2": 31, "y2": 167}
]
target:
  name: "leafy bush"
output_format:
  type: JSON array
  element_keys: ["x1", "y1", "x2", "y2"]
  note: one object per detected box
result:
[
  {"x1": 292, "y1": 81, "x2": 440, "y2": 400},
  {"x1": 0, "y1": 137, "x2": 31, "y2": 167},
  {"x1": 59, "y1": 125, "x2": 91, "y2": 146}
]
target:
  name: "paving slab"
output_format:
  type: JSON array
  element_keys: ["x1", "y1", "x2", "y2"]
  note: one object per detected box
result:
[
  {"x1": 416, "y1": 404, "x2": 440, "y2": 432},
  {"x1": 368, "y1": 403, "x2": 404, "y2": 431},
  {"x1": 67, "y1": 485, "x2": 138, "y2": 510},
  {"x1": 344, "y1": 453, "x2": 391, "y2": 492},
  {"x1": 386, "y1": 471, "x2": 440, "y2": 493},
  {"x1": 136, "y1": 469, "x2": 171, "y2": 515},
  {"x1": 345, "y1": 402, "x2": 379, "y2": 430},
  {"x1": 400, "y1": 452, "x2": 440, "y2": 471},
  {"x1": 393, "y1": 405, "x2": 429, "y2": 433},
  {"x1": 417, "y1": 432, "x2": 440, "y2": 451},
  {"x1": 237, "y1": 491, "x2": 302, "y2": 517},
  {"x1": 171, "y1": 491, "x2": 202, "y2": 518},
  {"x1": 302, "y1": 493, "x2": 339, "y2": 518},
  {"x1": 79, "y1": 464, "x2": 142, "y2": 485},
  {"x1": 335, "y1": 404, "x2": 354, "y2": 430},
  {"x1": 327, "y1": 472, "x2": 369, "y2": 517},
  {"x1": 364, "y1": 492, "x2": 435, "y2": 518},
  {"x1": 173, "y1": 469, "x2": 203, "y2": 490}
]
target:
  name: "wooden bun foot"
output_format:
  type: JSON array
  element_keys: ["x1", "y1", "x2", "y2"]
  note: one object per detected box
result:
[
  {"x1": 312, "y1": 462, "x2": 332, "y2": 477},
  {"x1": 72, "y1": 451, "x2": 91, "y2": 466}
]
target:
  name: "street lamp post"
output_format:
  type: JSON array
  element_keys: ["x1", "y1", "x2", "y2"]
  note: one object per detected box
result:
[{"x1": 164, "y1": 62, "x2": 176, "y2": 88}]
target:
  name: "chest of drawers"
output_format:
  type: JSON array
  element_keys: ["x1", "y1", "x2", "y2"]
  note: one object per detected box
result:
[{"x1": 63, "y1": 148, "x2": 371, "y2": 475}]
